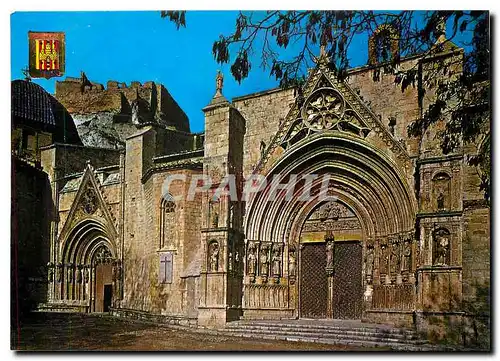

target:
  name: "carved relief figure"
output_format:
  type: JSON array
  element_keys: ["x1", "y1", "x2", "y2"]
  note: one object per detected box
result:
[
  {"x1": 288, "y1": 247, "x2": 297, "y2": 278},
  {"x1": 390, "y1": 239, "x2": 400, "y2": 275},
  {"x1": 380, "y1": 243, "x2": 389, "y2": 274},
  {"x1": 247, "y1": 243, "x2": 257, "y2": 275},
  {"x1": 216, "y1": 70, "x2": 224, "y2": 95},
  {"x1": 271, "y1": 245, "x2": 282, "y2": 277},
  {"x1": 76, "y1": 266, "x2": 82, "y2": 283},
  {"x1": 326, "y1": 240, "x2": 335, "y2": 270},
  {"x1": 84, "y1": 266, "x2": 90, "y2": 283},
  {"x1": 67, "y1": 264, "x2": 74, "y2": 283},
  {"x1": 212, "y1": 211, "x2": 219, "y2": 228},
  {"x1": 437, "y1": 192, "x2": 445, "y2": 210},
  {"x1": 434, "y1": 228, "x2": 450, "y2": 265},
  {"x1": 208, "y1": 241, "x2": 219, "y2": 272},
  {"x1": 259, "y1": 244, "x2": 269, "y2": 277},
  {"x1": 402, "y1": 237, "x2": 412, "y2": 271}
]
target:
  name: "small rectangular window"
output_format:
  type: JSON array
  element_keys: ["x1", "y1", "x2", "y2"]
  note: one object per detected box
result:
[{"x1": 159, "y1": 252, "x2": 173, "y2": 284}]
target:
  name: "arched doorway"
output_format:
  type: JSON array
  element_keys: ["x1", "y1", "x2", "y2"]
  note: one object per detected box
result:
[
  {"x1": 49, "y1": 219, "x2": 121, "y2": 313},
  {"x1": 243, "y1": 133, "x2": 417, "y2": 321},
  {"x1": 298, "y1": 200, "x2": 363, "y2": 319}
]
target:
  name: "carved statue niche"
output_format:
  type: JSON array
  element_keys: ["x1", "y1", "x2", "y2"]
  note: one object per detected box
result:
[
  {"x1": 259, "y1": 244, "x2": 270, "y2": 280},
  {"x1": 288, "y1": 246, "x2": 297, "y2": 282},
  {"x1": 365, "y1": 244, "x2": 374, "y2": 283},
  {"x1": 208, "y1": 241, "x2": 219, "y2": 272},
  {"x1": 247, "y1": 242, "x2": 257, "y2": 281},
  {"x1": 433, "y1": 228, "x2": 451, "y2": 265},
  {"x1": 271, "y1": 244, "x2": 282, "y2": 279}
]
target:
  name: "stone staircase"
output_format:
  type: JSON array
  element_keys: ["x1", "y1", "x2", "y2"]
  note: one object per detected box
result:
[{"x1": 218, "y1": 319, "x2": 445, "y2": 351}]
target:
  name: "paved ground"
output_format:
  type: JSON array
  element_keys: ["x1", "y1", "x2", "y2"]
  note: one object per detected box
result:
[{"x1": 12, "y1": 312, "x2": 383, "y2": 351}]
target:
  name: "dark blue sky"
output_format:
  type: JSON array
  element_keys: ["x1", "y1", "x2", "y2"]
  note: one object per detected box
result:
[
  {"x1": 11, "y1": 11, "x2": 467, "y2": 133},
  {"x1": 11, "y1": 11, "x2": 370, "y2": 132}
]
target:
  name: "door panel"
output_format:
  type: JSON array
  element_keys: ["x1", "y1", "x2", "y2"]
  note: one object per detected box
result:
[
  {"x1": 300, "y1": 243, "x2": 327, "y2": 318},
  {"x1": 332, "y1": 241, "x2": 363, "y2": 319}
]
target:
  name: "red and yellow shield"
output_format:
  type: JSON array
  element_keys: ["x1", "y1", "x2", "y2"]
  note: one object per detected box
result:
[{"x1": 28, "y1": 31, "x2": 65, "y2": 79}]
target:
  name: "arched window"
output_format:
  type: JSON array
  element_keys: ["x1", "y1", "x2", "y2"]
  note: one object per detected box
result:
[
  {"x1": 432, "y1": 172, "x2": 451, "y2": 212},
  {"x1": 433, "y1": 228, "x2": 451, "y2": 265},
  {"x1": 159, "y1": 193, "x2": 176, "y2": 249}
]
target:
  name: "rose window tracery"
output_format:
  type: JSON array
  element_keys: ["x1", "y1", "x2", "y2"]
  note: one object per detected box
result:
[{"x1": 302, "y1": 88, "x2": 345, "y2": 131}]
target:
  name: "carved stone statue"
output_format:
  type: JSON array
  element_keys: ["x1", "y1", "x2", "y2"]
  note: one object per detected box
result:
[
  {"x1": 365, "y1": 246, "x2": 374, "y2": 281},
  {"x1": 212, "y1": 211, "x2": 219, "y2": 228},
  {"x1": 84, "y1": 266, "x2": 90, "y2": 283},
  {"x1": 271, "y1": 246, "x2": 282, "y2": 277},
  {"x1": 437, "y1": 192, "x2": 445, "y2": 210},
  {"x1": 76, "y1": 266, "x2": 82, "y2": 283},
  {"x1": 380, "y1": 243, "x2": 389, "y2": 274},
  {"x1": 390, "y1": 240, "x2": 400, "y2": 275},
  {"x1": 260, "y1": 245, "x2": 269, "y2": 277},
  {"x1": 208, "y1": 242, "x2": 219, "y2": 272},
  {"x1": 288, "y1": 247, "x2": 297, "y2": 278},
  {"x1": 216, "y1": 70, "x2": 224, "y2": 95},
  {"x1": 247, "y1": 243, "x2": 257, "y2": 275},
  {"x1": 67, "y1": 264, "x2": 74, "y2": 283},
  {"x1": 326, "y1": 240, "x2": 334, "y2": 270},
  {"x1": 402, "y1": 238, "x2": 412, "y2": 271},
  {"x1": 434, "y1": 230, "x2": 450, "y2": 265}
]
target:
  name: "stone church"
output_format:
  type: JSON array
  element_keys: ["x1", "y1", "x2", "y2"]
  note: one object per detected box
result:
[{"x1": 13, "y1": 30, "x2": 489, "y2": 345}]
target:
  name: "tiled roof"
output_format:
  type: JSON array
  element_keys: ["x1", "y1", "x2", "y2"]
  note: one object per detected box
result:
[{"x1": 11, "y1": 80, "x2": 57, "y2": 126}]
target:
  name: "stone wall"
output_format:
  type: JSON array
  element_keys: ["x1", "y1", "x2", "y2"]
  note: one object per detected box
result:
[{"x1": 55, "y1": 76, "x2": 190, "y2": 149}]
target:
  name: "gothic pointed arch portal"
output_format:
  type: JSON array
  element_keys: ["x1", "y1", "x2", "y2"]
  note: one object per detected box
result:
[
  {"x1": 243, "y1": 133, "x2": 417, "y2": 320},
  {"x1": 51, "y1": 218, "x2": 121, "y2": 313}
]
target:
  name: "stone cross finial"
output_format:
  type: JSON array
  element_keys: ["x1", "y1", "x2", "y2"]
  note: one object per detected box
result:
[{"x1": 215, "y1": 70, "x2": 224, "y2": 96}]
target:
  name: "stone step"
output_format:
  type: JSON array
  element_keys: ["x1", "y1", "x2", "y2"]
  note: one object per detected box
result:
[
  {"x1": 226, "y1": 321, "x2": 418, "y2": 337},
  {"x1": 223, "y1": 327, "x2": 425, "y2": 345},
  {"x1": 224, "y1": 324, "x2": 421, "y2": 341},
  {"x1": 217, "y1": 330, "x2": 441, "y2": 351}
]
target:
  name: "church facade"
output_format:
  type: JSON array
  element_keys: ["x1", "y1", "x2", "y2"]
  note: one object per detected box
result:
[{"x1": 34, "y1": 41, "x2": 490, "y2": 345}]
